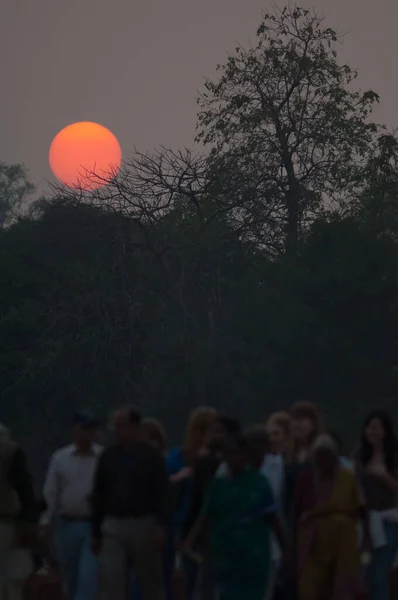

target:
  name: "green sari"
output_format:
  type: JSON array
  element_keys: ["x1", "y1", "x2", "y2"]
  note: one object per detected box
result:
[{"x1": 202, "y1": 466, "x2": 276, "y2": 600}]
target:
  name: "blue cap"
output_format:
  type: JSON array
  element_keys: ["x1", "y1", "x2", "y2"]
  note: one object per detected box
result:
[{"x1": 73, "y1": 410, "x2": 99, "y2": 428}]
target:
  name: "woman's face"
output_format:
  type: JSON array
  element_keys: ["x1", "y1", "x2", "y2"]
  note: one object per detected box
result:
[
  {"x1": 291, "y1": 416, "x2": 315, "y2": 444},
  {"x1": 267, "y1": 423, "x2": 287, "y2": 454},
  {"x1": 364, "y1": 418, "x2": 385, "y2": 447}
]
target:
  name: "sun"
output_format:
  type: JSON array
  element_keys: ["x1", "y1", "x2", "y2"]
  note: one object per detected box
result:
[{"x1": 49, "y1": 122, "x2": 122, "y2": 190}]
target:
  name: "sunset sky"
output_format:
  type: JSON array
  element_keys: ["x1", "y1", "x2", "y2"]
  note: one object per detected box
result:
[{"x1": 2, "y1": 0, "x2": 398, "y2": 193}]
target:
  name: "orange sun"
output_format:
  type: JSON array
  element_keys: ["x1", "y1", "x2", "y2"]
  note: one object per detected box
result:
[{"x1": 49, "y1": 121, "x2": 122, "y2": 190}]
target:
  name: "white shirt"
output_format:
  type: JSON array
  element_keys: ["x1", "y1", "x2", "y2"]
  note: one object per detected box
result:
[
  {"x1": 260, "y1": 454, "x2": 284, "y2": 502},
  {"x1": 41, "y1": 444, "x2": 103, "y2": 525}
]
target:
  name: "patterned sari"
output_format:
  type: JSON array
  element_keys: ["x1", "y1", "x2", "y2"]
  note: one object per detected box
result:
[
  {"x1": 202, "y1": 466, "x2": 276, "y2": 600},
  {"x1": 295, "y1": 466, "x2": 367, "y2": 600}
]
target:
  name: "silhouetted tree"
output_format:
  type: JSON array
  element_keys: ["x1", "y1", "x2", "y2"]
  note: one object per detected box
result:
[
  {"x1": 196, "y1": 6, "x2": 380, "y2": 256},
  {"x1": 0, "y1": 162, "x2": 35, "y2": 227}
]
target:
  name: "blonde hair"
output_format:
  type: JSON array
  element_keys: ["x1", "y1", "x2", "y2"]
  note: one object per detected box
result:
[
  {"x1": 183, "y1": 406, "x2": 218, "y2": 464},
  {"x1": 290, "y1": 401, "x2": 324, "y2": 458},
  {"x1": 141, "y1": 418, "x2": 167, "y2": 454}
]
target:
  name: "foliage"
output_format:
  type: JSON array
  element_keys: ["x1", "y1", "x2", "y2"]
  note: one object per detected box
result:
[
  {"x1": 350, "y1": 133, "x2": 398, "y2": 238},
  {"x1": 0, "y1": 162, "x2": 35, "y2": 227},
  {"x1": 196, "y1": 6, "x2": 380, "y2": 255}
]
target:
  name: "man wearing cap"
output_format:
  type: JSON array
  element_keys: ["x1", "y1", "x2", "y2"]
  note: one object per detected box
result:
[{"x1": 41, "y1": 410, "x2": 102, "y2": 600}]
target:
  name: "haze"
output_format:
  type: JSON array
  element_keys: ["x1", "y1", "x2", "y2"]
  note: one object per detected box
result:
[{"x1": 2, "y1": 0, "x2": 398, "y2": 192}]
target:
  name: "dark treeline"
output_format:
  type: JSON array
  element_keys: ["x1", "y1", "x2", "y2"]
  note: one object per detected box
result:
[{"x1": 1, "y1": 6, "x2": 398, "y2": 479}]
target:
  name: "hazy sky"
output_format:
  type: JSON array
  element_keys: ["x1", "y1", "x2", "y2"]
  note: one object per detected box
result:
[{"x1": 2, "y1": 0, "x2": 398, "y2": 193}]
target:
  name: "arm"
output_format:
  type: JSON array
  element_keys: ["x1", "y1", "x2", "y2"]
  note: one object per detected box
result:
[
  {"x1": 184, "y1": 476, "x2": 215, "y2": 549},
  {"x1": 9, "y1": 448, "x2": 38, "y2": 524},
  {"x1": 184, "y1": 512, "x2": 208, "y2": 549},
  {"x1": 181, "y1": 459, "x2": 205, "y2": 541},
  {"x1": 90, "y1": 451, "x2": 108, "y2": 540},
  {"x1": 269, "y1": 513, "x2": 289, "y2": 556},
  {"x1": 41, "y1": 453, "x2": 60, "y2": 526},
  {"x1": 379, "y1": 471, "x2": 398, "y2": 494}
]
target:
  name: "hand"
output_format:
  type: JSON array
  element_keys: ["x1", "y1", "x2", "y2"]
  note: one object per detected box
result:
[
  {"x1": 91, "y1": 537, "x2": 102, "y2": 556},
  {"x1": 368, "y1": 464, "x2": 387, "y2": 477},
  {"x1": 153, "y1": 525, "x2": 166, "y2": 551},
  {"x1": 170, "y1": 467, "x2": 193, "y2": 484}
]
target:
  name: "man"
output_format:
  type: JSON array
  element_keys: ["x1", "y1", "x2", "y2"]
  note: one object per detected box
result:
[
  {"x1": 0, "y1": 423, "x2": 38, "y2": 600},
  {"x1": 41, "y1": 410, "x2": 102, "y2": 600},
  {"x1": 91, "y1": 405, "x2": 169, "y2": 600}
]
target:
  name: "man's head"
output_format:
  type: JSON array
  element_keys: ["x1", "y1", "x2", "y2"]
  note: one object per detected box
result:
[
  {"x1": 72, "y1": 410, "x2": 99, "y2": 450},
  {"x1": 111, "y1": 405, "x2": 142, "y2": 446}
]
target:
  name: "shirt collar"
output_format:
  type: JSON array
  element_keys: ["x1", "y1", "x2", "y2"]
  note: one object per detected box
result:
[{"x1": 70, "y1": 443, "x2": 101, "y2": 456}]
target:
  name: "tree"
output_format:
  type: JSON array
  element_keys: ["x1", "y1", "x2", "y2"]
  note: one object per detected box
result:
[
  {"x1": 0, "y1": 162, "x2": 35, "y2": 227},
  {"x1": 350, "y1": 133, "x2": 398, "y2": 238},
  {"x1": 196, "y1": 5, "x2": 379, "y2": 256}
]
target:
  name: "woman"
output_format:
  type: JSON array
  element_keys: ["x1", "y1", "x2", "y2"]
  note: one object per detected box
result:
[
  {"x1": 141, "y1": 417, "x2": 167, "y2": 454},
  {"x1": 295, "y1": 434, "x2": 369, "y2": 600},
  {"x1": 166, "y1": 407, "x2": 218, "y2": 600},
  {"x1": 355, "y1": 410, "x2": 398, "y2": 600},
  {"x1": 185, "y1": 434, "x2": 288, "y2": 600},
  {"x1": 181, "y1": 416, "x2": 242, "y2": 600},
  {"x1": 266, "y1": 412, "x2": 291, "y2": 455},
  {"x1": 246, "y1": 425, "x2": 287, "y2": 600}
]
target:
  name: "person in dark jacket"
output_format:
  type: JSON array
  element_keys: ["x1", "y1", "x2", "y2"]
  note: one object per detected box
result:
[
  {"x1": 91, "y1": 406, "x2": 169, "y2": 600},
  {"x1": 0, "y1": 423, "x2": 38, "y2": 600}
]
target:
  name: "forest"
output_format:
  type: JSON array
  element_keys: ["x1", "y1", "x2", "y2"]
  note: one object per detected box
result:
[{"x1": 1, "y1": 7, "x2": 398, "y2": 479}]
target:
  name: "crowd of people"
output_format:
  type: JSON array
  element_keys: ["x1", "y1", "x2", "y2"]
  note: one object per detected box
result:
[{"x1": 1, "y1": 402, "x2": 398, "y2": 600}]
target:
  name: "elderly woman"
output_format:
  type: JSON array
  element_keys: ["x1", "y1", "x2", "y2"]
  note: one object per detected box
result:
[{"x1": 294, "y1": 434, "x2": 370, "y2": 600}]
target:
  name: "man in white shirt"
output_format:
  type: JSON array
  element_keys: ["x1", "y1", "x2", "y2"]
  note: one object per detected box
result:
[{"x1": 41, "y1": 410, "x2": 102, "y2": 600}]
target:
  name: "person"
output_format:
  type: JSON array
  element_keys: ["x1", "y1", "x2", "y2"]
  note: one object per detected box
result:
[
  {"x1": 41, "y1": 410, "x2": 102, "y2": 600},
  {"x1": 295, "y1": 434, "x2": 369, "y2": 600},
  {"x1": 266, "y1": 412, "x2": 291, "y2": 456},
  {"x1": 0, "y1": 423, "x2": 38, "y2": 600},
  {"x1": 91, "y1": 405, "x2": 169, "y2": 600},
  {"x1": 244, "y1": 426, "x2": 286, "y2": 600},
  {"x1": 184, "y1": 433, "x2": 288, "y2": 600},
  {"x1": 354, "y1": 410, "x2": 398, "y2": 600},
  {"x1": 142, "y1": 418, "x2": 168, "y2": 455},
  {"x1": 166, "y1": 407, "x2": 218, "y2": 600},
  {"x1": 283, "y1": 402, "x2": 324, "y2": 528},
  {"x1": 130, "y1": 417, "x2": 168, "y2": 600},
  {"x1": 182, "y1": 416, "x2": 242, "y2": 539},
  {"x1": 181, "y1": 416, "x2": 242, "y2": 600}
]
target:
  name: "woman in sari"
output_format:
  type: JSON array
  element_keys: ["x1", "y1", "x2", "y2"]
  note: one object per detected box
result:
[
  {"x1": 185, "y1": 434, "x2": 288, "y2": 600},
  {"x1": 295, "y1": 434, "x2": 370, "y2": 600}
]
